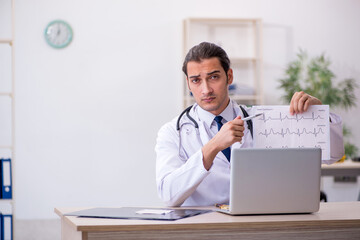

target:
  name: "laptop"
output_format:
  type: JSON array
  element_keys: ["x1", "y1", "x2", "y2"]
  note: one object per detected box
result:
[{"x1": 219, "y1": 148, "x2": 322, "y2": 215}]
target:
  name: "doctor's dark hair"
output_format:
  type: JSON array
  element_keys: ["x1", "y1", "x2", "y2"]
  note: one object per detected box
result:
[{"x1": 182, "y1": 42, "x2": 231, "y2": 77}]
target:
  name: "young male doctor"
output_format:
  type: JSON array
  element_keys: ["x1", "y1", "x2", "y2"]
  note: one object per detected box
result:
[{"x1": 155, "y1": 42, "x2": 344, "y2": 207}]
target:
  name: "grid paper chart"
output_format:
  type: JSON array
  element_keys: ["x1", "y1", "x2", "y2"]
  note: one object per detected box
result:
[{"x1": 252, "y1": 105, "x2": 330, "y2": 160}]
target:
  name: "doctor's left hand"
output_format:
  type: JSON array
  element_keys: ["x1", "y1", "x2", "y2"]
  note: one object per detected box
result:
[{"x1": 289, "y1": 91, "x2": 322, "y2": 115}]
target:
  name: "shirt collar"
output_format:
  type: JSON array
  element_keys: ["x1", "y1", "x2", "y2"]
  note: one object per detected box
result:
[{"x1": 195, "y1": 99, "x2": 235, "y2": 127}]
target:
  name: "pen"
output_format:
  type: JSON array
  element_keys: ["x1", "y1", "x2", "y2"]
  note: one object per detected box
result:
[{"x1": 242, "y1": 113, "x2": 264, "y2": 121}]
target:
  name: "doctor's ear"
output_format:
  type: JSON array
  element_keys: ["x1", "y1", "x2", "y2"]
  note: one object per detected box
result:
[{"x1": 227, "y1": 69, "x2": 234, "y2": 85}]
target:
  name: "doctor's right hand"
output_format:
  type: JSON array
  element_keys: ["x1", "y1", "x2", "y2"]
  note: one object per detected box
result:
[
  {"x1": 202, "y1": 116, "x2": 245, "y2": 170},
  {"x1": 212, "y1": 116, "x2": 245, "y2": 151}
]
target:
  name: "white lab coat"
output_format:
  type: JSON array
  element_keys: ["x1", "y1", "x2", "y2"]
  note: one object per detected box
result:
[{"x1": 155, "y1": 100, "x2": 344, "y2": 207}]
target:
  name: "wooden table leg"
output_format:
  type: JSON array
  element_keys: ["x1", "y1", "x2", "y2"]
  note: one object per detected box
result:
[{"x1": 61, "y1": 216, "x2": 86, "y2": 240}]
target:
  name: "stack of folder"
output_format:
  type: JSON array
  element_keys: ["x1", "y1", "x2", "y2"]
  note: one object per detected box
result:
[{"x1": 0, "y1": 158, "x2": 13, "y2": 240}]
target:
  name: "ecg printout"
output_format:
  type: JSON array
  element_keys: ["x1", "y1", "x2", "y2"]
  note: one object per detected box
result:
[{"x1": 252, "y1": 105, "x2": 330, "y2": 160}]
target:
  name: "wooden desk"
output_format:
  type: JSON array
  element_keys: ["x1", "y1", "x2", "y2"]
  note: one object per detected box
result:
[
  {"x1": 55, "y1": 202, "x2": 360, "y2": 240},
  {"x1": 321, "y1": 160, "x2": 360, "y2": 177}
]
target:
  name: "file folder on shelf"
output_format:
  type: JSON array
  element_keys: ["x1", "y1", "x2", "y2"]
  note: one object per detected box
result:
[
  {"x1": 0, "y1": 203, "x2": 13, "y2": 240},
  {"x1": 0, "y1": 214, "x2": 12, "y2": 240},
  {"x1": 0, "y1": 159, "x2": 12, "y2": 199}
]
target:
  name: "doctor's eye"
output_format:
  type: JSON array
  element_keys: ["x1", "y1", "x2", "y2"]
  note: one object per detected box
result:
[
  {"x1": 209, "y1": 75, "x2": 219, "y2": 80},
  {"x1": 191, "y1": 79, "x2": 200, "y2": 84}
]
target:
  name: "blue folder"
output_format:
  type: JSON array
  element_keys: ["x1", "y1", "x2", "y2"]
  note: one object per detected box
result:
[
  {"x1": 0, "y1": 159, "x2": 12, "y2": 199},
  {"x1": 0, "y1": 214, "x2": 13, "y2": 240}
]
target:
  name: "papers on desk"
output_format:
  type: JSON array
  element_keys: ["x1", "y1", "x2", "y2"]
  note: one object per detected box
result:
[
  {"x1": 64, "y1": 207, "x2": 212, "y2": 221},
  {"x1": 135, "y1": 209, "x2": 174, "y2": 215}
]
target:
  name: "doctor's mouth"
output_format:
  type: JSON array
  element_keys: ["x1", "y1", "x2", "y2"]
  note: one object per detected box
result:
[{"x1": 202, "y1": 96, "x2": 216, "y2": 103}]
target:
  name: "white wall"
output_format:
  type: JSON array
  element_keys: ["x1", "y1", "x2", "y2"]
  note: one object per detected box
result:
[{"x1": 1, "y1": 0, "x2": 359, "y2": 219}]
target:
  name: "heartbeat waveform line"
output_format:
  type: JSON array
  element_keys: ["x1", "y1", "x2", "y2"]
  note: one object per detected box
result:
[
  {"x1": 258, "y1": 112, "x2": 324, "y2": 123},
  {"x1": 264, "y1": 145, "x2": 325, "y2": 151},
  {"x1": 258, "y1": 127, "x2": 325, "y2": 138}
]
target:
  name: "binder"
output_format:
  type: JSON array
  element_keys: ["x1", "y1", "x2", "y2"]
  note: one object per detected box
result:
[
  {"x1": 0, "y1": 203, "x2": 13, "y2": 240},
  {"x1": 0, "y1": 214, "x2": 2, "y2": 240},
  {"x1": 0, "y1": 159, "x2": 12, "y2": 199},
  {"x1": 0, "y1": 214, "x2": 13, "y2": 240}
]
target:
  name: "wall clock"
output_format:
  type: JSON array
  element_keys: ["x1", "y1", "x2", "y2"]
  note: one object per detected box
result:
[{"x1": 44, "y1": 20, "x2": 73, "y2": 49}]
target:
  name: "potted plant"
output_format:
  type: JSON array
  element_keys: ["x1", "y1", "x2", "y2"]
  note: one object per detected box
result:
[{"x1": 278, "y1": 50, "x2": 358, "y2": 160}]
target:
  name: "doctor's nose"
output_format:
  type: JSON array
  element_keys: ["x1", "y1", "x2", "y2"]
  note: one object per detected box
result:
[{"x1": 201, "y1": 82, "x2": 213, "y2": 95}]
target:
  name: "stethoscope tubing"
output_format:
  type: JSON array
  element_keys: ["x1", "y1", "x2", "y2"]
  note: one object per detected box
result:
[
  {"x1": 176, "y1": 104, "x2": 253, "y2": 161},
  {"x1": 177, "y1": 105, "x2": 253, "y2": 135}
]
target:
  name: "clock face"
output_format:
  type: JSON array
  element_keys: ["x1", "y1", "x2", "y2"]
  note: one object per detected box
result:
[{"x1": 44, "y1": 20, "x2": 73, "y2": 49}]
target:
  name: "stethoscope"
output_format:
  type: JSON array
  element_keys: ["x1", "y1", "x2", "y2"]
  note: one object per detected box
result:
[{"x1": 176, "y1": 104, "x2": 253, "y2": 161}]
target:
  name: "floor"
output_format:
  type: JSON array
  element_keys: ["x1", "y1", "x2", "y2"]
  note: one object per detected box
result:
[{"x1": 15, "y1": 219, "x2": 60, "y2": 240}]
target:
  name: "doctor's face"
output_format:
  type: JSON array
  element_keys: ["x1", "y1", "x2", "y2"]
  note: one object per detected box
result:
[{"x1": 186, "y1": 57, "x2": 233, "y2": 116}]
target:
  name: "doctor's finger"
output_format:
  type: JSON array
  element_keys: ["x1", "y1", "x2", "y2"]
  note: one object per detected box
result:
[
  {"x1": 232, "y1": 118, "x2": 244, "y2": 126},
  {"x1": 234, "y1": 131, "x2": 244, "y2": 138},
  {"x1": 225, "y1": 121, "x2": 243, "y2": 130},
  {"x1": 235, "y1": 136, "x2": 243, "y2": 143},
  {"x1": 290, "y1": 91, "x2": 304, "y2": 115},
  {"x1": 233, "y1": 125, "x2": 245, "y2": 132},
  {"x1": 227, "y1": 124, "x2": 244, "y2": 133},
  {"x1": 297, "y1": 94, "x2": 310, "y2": 113},
  {"x1": 304, "y1": 96, "x2": 322, "y2": 111}
]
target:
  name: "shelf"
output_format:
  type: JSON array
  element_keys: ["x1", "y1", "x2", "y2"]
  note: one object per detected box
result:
[
  {"x1": 186, "y1": 18, "x2": 261, "y2": 25},
  {"x1": 0, "y1": 39, "x2": 13, "y2": 45},
  {"x1": 230, "y1": 57, "x2": 259, "y2": 63},
  {"x1": 0, "y1": 0, "x2": 15, "y2": 238},
  {"x1": 0, "y1": 92, "x2": 13, "y2": 97},
  {"x1": 0, "y1": 146, "x2": 13, "y2": 150}
]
